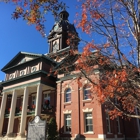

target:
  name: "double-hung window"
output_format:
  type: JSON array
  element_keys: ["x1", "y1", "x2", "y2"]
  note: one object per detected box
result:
[
  {"x1": 65, "y1": 88, "x2": 71, "y2": 102},
  {"x1": 65, "y1": 114, "x2": 71, "y2": 132},
  {"x1": 44, "y1": 93, "x2": 50, "y2": 101},
  {"x1": 106, "y1": 113, "x2": 111, "y2": 133},
  {"x1": 116, "y1": 117, "x2": 121, "y2": 133},
  {"x1": 32, "y1": 96, "x2": 36, "y2": 105},
  {"x1": 83, "y1": 85, "x2": 91, "y2": 100},
  {"x1": 85, "y1": 113, "x2": 93, "y2": 132}
]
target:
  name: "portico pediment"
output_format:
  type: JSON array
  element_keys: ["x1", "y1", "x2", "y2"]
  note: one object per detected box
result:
[{"x1": 1, "y1": 52, "x2": 43, "y2": 72}]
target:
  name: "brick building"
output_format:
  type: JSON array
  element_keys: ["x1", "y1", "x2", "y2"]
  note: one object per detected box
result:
[{"x1": 0, "y1": 10, "x2": 140, "y2": 140}]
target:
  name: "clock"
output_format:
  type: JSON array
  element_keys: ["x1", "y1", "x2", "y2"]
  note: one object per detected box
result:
[
  {"x1": 35, "y1": 116, "x2": 40, "y2": 123},
  {"x1": 54, "y1": 24, "x2": 59, "y2": 31}
]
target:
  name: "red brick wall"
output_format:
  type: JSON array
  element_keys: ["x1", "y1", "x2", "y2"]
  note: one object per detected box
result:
[
  {"x1": 56, "y1": 76, "x2": 139, "y2": 139},
  {"x1": 56, "y1": 78, "x2": 104, "y2": 139},
  {"x1": 102, "y1": 104, "x2": 138, "y2": 139}
]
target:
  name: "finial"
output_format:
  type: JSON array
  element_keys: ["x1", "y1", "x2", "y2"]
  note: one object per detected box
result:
[
  {"x1": 63, "y1": 3, "x2": 69, "y2": 11},
  {"x1": 59, "y1": 4, "x2": 69, "y2": 20}
]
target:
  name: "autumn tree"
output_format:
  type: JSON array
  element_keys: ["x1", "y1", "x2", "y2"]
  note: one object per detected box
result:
[
  {"x1": 2, "y1": 0, "x2": 65, "y2": 36},
  {"x1": 70, "y1": 0, "x2": 140, "y2": 119},
  {"x1": 3, "y1": 0, "x2": 140, "y2": 119}
]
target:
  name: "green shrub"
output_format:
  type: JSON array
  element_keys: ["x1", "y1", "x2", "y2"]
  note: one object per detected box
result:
[{"x1": 47, "y1": 117, "x2": 58, "y2": 140}]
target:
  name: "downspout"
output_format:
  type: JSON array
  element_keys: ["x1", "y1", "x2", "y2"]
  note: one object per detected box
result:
[
  {"x1": 78, "y1": 85, "x2": 81, "y2": 136},
  {"x1": 59, "y1": 81, "x2": 62, "y2": 134}
]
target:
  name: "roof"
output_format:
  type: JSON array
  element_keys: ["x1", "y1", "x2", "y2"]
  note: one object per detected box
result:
[
  {"x1": 1, "y1": 51, "x2": 57, "y2": 71},
  {"x1": 47, "y1": 10, "x2": 78, "y2": 39}
]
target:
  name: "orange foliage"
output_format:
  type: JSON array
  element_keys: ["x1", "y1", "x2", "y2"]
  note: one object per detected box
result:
[{"x1": 4, "y1": 0, "x2": 64, "y2": 37}]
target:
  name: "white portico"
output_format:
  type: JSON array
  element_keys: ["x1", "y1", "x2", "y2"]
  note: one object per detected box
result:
[
  {"x1": 0, "y1": 52, "x2": 56, "y2": 139},
  {"x1": 0, "y1": 81, "x2": 55, "y2": 138}
]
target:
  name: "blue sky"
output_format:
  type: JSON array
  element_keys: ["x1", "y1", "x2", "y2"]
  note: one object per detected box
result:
[{"x1": 0, "y1": 1, "x2": 90, "y2": 80}]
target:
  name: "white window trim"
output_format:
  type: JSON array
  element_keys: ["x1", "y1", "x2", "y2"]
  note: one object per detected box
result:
[
  {"x1": 61, "y1": 85, "x2": 74, "y2": 93},
  {"x1": 64, "y1": 101, "x2": 72, "y2": 105},
  {"x1": 63, "y1": 110, "x2": 72, "y2": 114},
  {"x1": 44, "y1": 93, "x2": 50, "y2": 98},
  {"x1": 32, "y1": 95, "x2": 36, "y2": 105},
  {"x1": 64, "y1": 114, "x2": 71, "y2": 133},
  {"x1": 65, "y1": 88, "x2": 71, "y2": 102},
  {"x1": 83, "y1": 132, "x2": 94, "y2": 134},
  {"x1": 82, "y1": 108, "x2": 93, "y2": 112},
  {"x1": 83, "y1": 86, "x2": 91, "y2": 100},
  {"x1": 82, "y1": 99, "x2": 92, "y2": 102},
  {"x1": 84, "y1": 112, "x2": 93, "y2": 133}
]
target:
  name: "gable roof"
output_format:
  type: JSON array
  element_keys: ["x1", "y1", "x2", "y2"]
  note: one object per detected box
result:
[{"x1": 1, "y1": 51, "x2": 56, "y2": 71}]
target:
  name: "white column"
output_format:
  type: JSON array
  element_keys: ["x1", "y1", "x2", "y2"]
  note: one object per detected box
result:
[
  {"x1": 0, "y1": 93, "x2": 7, "y2": 137},
  {"x1": 35, "y1": 84, "x2": 42, "y2": 116},
  {"x1": 19, "y1": 87, "x2": 29, "y2": 137},
  {"x1": 7, "y1": 90, "x2": 17, "y2": 137}
]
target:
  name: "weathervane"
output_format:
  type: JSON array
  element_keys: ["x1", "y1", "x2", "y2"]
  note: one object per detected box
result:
[
  {"x1": 53, "y1": 3, "x2": 69, "y2": 22},
  {"x1": 63, "y1": 3, "x2": 69, "y2": 11}
]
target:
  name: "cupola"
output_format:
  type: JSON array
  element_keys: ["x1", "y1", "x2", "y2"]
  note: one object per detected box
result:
[{"x1": 47, "y1": 9, "x2": 79, "y2": 53}]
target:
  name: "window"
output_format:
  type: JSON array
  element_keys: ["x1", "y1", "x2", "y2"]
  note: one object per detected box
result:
[
  {"x1": 136, "y1": 108, "x2": 140, "y2": 133},
  {"x1": 106, "y1": 113, "x2": 111, "y2": 133},
  {"x1": 43, "y1": 93, "x2": 51, "y2": 109},
  {"x1": 65, "y1": 114, "x2": 71, "y2": 132},
  {"x1": 44, "y1": 93, "x2": 50, "y2": 101},
  {"x1": 32, "y1": 96, "x2": 36, "y2": 105},
  {"x1": 116, "y1": 117, "x2": 121, "y2": 133},
  {"x1": 21, "y1": 97, "x2": 23, "y2": 106},
  {"x1": 114, "y1": 96, "x2": 119, "y2": 105},
  {"x1": 32, "y1": 96, "x2": 36, "y2": 110},
  {"x1": 85, "y1": 113, "x2": 93, "y2": 132},
  {"x1": 83, "y1": 85, "x2": 91, "y2": 100},
  {"x1": 65, "y1": 88, "x2": 71, "y2": 102}
]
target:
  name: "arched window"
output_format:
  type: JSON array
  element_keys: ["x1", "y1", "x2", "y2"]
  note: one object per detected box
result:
[
  {"x1": 65, "y1": 88, "x2": 71, "y2": 102},
  {"x1": 83, "y1": 85, "x2": 91, "y2": 100}
]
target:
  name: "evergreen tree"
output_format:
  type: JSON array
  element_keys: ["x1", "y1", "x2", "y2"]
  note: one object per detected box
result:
[{"x1": 47, "y1": 117, "x2": 58, "y2": 140}]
